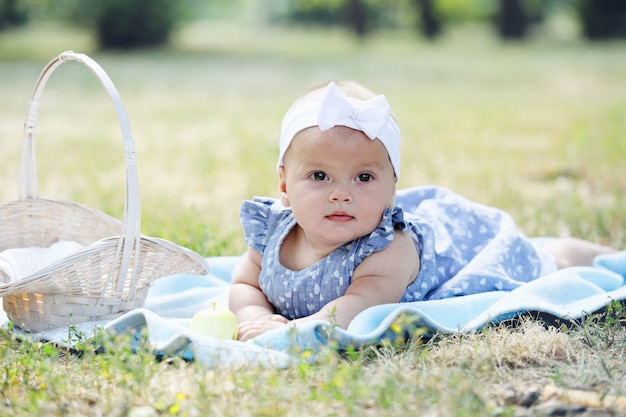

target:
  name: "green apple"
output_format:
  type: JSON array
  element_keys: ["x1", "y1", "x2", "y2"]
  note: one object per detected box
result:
[{"x1": 190, "y1": 303, "x2": 239, "y2": 340}]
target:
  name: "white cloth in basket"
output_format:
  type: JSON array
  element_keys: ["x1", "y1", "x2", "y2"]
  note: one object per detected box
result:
[{"x1": 0, "y1": 240, "x2": 82, "y2": 283}]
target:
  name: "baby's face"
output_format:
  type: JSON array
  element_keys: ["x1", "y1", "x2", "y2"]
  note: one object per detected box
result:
[{"x1": 280, "y1": 126, "x2": 396, "y2": 250}]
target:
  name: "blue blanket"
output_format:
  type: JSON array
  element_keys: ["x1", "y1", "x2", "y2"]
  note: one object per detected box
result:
[{"x1": 2, "y1": 251, "x2": 626, "y2": 368}]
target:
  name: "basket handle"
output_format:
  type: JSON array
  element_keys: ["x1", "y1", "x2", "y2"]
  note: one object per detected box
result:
[{"x1": 19, "y1": 51, "x2": 142, "y2": 298}]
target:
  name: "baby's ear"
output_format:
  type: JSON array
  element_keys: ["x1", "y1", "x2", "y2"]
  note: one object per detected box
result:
[{"x1": 278, "y1": 166, "x2": 291, "y2": 207}]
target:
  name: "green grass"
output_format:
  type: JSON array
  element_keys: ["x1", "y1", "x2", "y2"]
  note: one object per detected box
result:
[{"x1": 0, "y1": 20, "x2": 625, "y2": 416}]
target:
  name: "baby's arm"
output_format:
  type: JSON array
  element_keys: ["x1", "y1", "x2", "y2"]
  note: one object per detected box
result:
[
  {"x1": 229, "y1": 247, "x2": 277, "y2": 323},
  {"x1": 292, "y1": 229, "x2": 420, "y2": 329}
]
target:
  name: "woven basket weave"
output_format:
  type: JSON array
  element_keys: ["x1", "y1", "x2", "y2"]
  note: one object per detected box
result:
[{"x1": 0, "y1": 51, "x2": 208, "y2": 332}]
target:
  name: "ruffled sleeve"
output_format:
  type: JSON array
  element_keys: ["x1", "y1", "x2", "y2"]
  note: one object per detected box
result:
[
  {"x1": 240, "y1": 197, "x2": 278, "y2": 254},
  {"x1": 351, "y1": 206, "x2": 409, "y2": 259}
]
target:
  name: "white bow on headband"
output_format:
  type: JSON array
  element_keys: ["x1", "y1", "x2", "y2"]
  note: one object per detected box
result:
[
  {"x1": 318, "y1": 82, "x2": 391, "y2": 140},
  {"x1": 278, "y1": 81, "x2": 401, "y2": 180}
]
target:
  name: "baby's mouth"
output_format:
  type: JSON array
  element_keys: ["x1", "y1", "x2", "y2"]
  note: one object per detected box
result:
[{"x1": 326, "y1": 211, "x2": 354, "y2": 223}]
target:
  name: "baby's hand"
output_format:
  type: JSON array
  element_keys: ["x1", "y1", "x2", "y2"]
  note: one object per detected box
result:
[{"x1": 237, "y1": 314, "x2": 289, "y2": 341}]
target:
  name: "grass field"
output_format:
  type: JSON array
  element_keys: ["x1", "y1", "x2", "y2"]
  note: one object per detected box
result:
[{"x1": 0, "y1": 19, "x2": 625, "y2": 416}]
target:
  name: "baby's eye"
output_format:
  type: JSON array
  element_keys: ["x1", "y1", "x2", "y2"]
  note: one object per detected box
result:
[
  {"x1": 310, "y1": 171, "x2": 328, "y2": 181},
  {"x1": 357, "y1": 173, "x2": 373, "y2": 182}
]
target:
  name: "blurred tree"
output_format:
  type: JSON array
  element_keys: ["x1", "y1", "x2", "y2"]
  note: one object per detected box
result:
[
  {"x1": 496, "y1": 0, "x2": 529, "y2": 39},
  {"x1": 412, "y1": 0, "x2": 442, "y2": 39},
  {"x1": 285, "y1": 0, "x2": 344, "y2": 26},
  {"x1": 0, "y1": 0, "x2": 27, "y2": 29},
  {"x1": 576, "y1": 0, "x2": 626, "y2": 39},
  {"x1": 495, "y1": 0, "x2": 544, "y2": 40},
  {"x1": 91, "y1": 0, "x2": 181, "y2": 49},
  {"x1": 348, "y1": 0, "x2": 367, "y2": 37},
  {"x1": 55, "y1": 0, "x2": 195, "y2": 49}
]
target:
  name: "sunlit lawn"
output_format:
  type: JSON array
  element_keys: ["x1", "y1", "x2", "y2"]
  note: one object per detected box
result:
[{"x1": 0, "y1": 19, "x2": 625, "y2": 416}]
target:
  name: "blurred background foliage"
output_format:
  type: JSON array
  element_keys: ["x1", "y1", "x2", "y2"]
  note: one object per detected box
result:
[{"x1": 0, "y1": 0, "x2": 625, "y2": 49}]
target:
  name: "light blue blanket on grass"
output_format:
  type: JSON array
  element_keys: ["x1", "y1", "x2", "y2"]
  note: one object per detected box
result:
[{"x1": 2, "y1": 251, "x2": 626, "y2": 369}]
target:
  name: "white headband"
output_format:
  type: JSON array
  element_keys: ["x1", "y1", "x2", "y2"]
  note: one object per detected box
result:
[{"x1": 277, "y1": 82, "x2": 401, "y2": 180}]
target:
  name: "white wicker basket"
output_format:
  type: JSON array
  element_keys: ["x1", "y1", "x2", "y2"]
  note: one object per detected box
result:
[{"x1": 0, "y1": 51, "x2": 208, "y2": 332}]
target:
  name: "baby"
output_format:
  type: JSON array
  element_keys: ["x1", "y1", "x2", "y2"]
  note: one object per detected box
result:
[{"x1": 229, "y1": 81, "x2": 615, "y2": 341}]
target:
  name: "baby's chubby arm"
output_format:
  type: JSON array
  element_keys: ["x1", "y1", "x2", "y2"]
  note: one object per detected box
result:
[
  {"x1": 292, "y1": 229, "x2": 420, "y2": 330},
  {"x1": 229, "y1": 247, "x2": 278, "y2": 323},
  {"x1": 229, "y1": 247, "x2": 288, "y2": 340}
]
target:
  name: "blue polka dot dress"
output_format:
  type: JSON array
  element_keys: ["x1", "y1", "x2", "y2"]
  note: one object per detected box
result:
[{"x1": 240, "y1": 186, "x2": 554, "y2": 320}]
